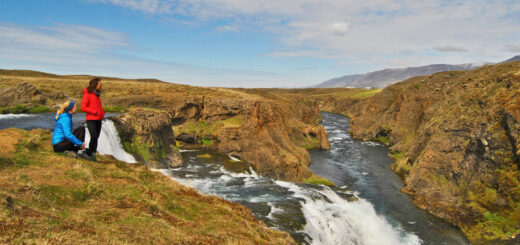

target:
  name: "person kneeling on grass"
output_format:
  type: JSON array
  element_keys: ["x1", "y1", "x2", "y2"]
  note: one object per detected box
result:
[{"x1": 51, "y1": 100, "x2": 89, "y2": 159}]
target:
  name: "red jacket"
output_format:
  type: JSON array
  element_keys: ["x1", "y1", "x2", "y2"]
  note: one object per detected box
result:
[{"x1": 81, "y1": 88, "x2": 105, "y2": 121}]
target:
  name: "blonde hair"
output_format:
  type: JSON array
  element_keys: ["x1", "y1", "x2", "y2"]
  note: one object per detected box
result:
[{"x1": 56, "y1": 101, "x2": 72, "y2": 120}]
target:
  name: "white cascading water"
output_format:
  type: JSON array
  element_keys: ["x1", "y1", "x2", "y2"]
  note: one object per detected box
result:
[
  {"x1": 84, "y1": 119, "x2": 136, "y2": 163},
  {"x1": 275, "y1": 181, "x2": 422, "y2": 245},
  {"x1": 155, "y1": 165, "x2": 422, "y2": 245},
  {"x1": 0, "y1": 114, "x2": 33, "y2": 119}
]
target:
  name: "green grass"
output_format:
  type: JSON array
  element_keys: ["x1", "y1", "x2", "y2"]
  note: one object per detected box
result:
[
  {"x1": 302, "y1": 175, "x2": 335, "y2": 187},
  {"x1": 121, "y1": 135, "x2": 173, "y2": 164},
  {"x1": 466, "y1": 207, "x2": 520, "y2": 241},
  {"x1": 390, "y1": 151, "x2": 404, "y2": 160},
  {"x1": 371, "y1": 136, "x2": 390, "y2": 145},
  {"x1": 196, "y1": 153, "x2": 212, "y2": 159},
  {"x1": 221, "y1": 117, "x2": 242, "y2": 128},
  {"x1": 123, "y1": 138, "x2": 152, "y2": 162},
  {"x1": 352, "y1": 89, "x2": 383, "y2": 99},
  {"x1": 103, "y1": 105, "x2": 127, "y2": 112},
  {"x1": 200, "y1": 137, "x2": 214, "y2": 146},
  {"x1": 0, "y1": 128, "x2": 294, "y2": 244},
  {"x1": 173, "y1": 117, "x2": 243, "y2": 147},
  {"x1": 0, "y1": 104, "x2": 52, "y2": 114},
  {"x1": 28, "y1": 105, "x2": 53, "y2": 113},
  {"x1": 302, "y1": 137, "x2": 322, "y2": 150}
]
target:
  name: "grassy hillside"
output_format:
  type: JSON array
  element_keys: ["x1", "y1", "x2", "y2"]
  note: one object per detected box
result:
[
  {"x1": 335, "y1": 62, "x2": 520, "y2": 243},
  {"x1": 0, "y1": 128, "x2": 294, "y2": 244},
  {"x1": 0, "y1": 69, "x2": 333, "y2": 184},
  {"x1": 0, "y1": 72, "x2": 263, "y2": 112}
]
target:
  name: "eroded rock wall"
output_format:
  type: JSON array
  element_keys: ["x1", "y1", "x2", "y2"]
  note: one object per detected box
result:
[
  {"x1": 334, "y1": 62, "x2": 520, "y2": 242},
  {"x1": 112, "y1": 108, "x2": 182, "y2": 169},
  {"x1": 168, "y1": 97, "x2": 329, "y2": 181},
  {"x1": 110, "y1": 95, "x2": 329, "y2": 182}
]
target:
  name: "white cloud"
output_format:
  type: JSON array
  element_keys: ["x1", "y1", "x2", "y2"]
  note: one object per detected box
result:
[
  {"x1": 88, "y1": 0, "x2": 520, "y2": 67},
  {"x1": 89, "y1": 0, "x2": 169, "y2": 14},
  {"x1": 266, "y1": 50, "x2": 337, "y2": 59},
  {"x1": 0, "y1": 23, "x2": 129, "y2": 53},
  {"x1": 215, "y1": 25, "x2": 239, "y2": 32},
  {"x1": 329, "y1": 22, "x2": 349, "y2": 36},
  {"x1": 433, "y1": 45, "x2": 468, "y2": 52},
  {"x1": 506, "y1": 44, "x2": 520, "y2": 53},
  {"x1": 0, "y1": 22, "x2": 293, "y2": 88}
]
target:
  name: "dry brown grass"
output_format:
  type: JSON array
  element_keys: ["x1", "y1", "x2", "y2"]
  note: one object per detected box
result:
[
  {"x1": 0, "y1": 72, "x2": 269, "y2": 112},
  {"x1": 0, "y1": 128, "x2": 294, "y2": 244},
  {"x1": 0, "y1": 70, "x2": 381, "y2": 112}
]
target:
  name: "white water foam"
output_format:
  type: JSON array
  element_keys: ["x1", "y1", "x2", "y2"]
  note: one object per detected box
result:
[
  {"x1": 0, "y1": 114, "x2": 33, "y2": 120},
  {"x1": 275, "y1": 181, "x2": 423, "y2": 245},
  {"x1": 228, "y1": 155, "x2": 242, "y2": 162},
  {"x1": 329, "y1": 136, "x2": 344, "y2": 141},
  {"x1": 362, "y1": 141, "x2": 381, "y2": 147},
  {"x1": 85, "y1": 119, "x2": 137, "y2": 163},
  {"x1": 267, "y1": 202, "x2": 284, "y2": 220},
  {"x1": 158, "y1": 160, "x2": 423, "y2": 245},
  {"x1": 179, "y1": 149, "x2": 200, "y2": 152},
  {"x1": 220, "y1": 166, "x2": 260, "y2": 179}
]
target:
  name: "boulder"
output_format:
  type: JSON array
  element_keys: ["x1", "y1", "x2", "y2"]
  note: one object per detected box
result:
[{"x1": 112, "y1": 108, "x2": 182, "y2": 169}]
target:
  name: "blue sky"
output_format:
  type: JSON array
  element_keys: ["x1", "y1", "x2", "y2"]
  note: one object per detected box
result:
[{"x1": 1, "y1": 0, "x2": 519, "y2": 87}]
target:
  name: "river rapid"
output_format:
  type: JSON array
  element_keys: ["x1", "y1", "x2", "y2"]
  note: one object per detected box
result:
[
  {"x1": 0, "y1": 112, "x2": 470, "y2": 244},
  {"x1": 159, "y1": 112, "x2": 469, "y2": 245}
]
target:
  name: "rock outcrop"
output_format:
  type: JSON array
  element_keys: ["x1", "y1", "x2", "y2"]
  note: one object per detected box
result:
[
  {"x1": 0, "y1": 82, "x2": 47, "y2": 107},
  {"x1": 112, "y1": 108, "x2": 182, "y2": 169},
  {"x1": 328, "y1": 62, "x2": 520, "y2": 243},
  {"x1": 169, "y1": 96, "x2": 329, "y2": 182},
  {"x1": 110, "y1": 96, "x2": 329, "y2": 181}
]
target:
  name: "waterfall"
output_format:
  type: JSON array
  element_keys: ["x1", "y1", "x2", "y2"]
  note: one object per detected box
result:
[
  {"x1": 275, "y1": 181, "x2": 422, "y2": 245},
  {"x1": 84, "y1": 119, "x2": 137, "y2": 163},
  {"x1": 155, "y1": 157, "x2": 423, "y2": 245}
]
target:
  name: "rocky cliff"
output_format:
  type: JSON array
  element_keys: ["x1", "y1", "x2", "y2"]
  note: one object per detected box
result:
[
  {"x1": 111, "y1": 108, "x2": 182, "y2": 169},
  {"x1": 329, "y1": 62, "x2": 520, "y2": 243},
  {"x1": 109, "y1": 93, "x2": 329, "y2": 182},
  {"x1": 166, "y1": 96, "x2": 329, "y2": 182}
]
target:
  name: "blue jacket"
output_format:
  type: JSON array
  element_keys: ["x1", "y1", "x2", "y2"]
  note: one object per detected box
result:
[{"x1": 51, "y1": 113, "x2": 83, "y2": 146}]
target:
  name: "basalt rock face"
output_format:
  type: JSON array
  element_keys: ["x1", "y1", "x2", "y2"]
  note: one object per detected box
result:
[
  {"x1": 112, "y1": 108, "x2": 182, "y2": 169},
  {"x1": 0, "y1": 82, "x2": 47, "y2": 107},
  {"x1": 169, "y1": 97, "x2": 329, "y2": 182},
  {"x1": 110, "y1": 95, "x2": 328, "y2": 182},
  {"x1": 343, "y1": 62, "x2": 520, "y2": 243}
]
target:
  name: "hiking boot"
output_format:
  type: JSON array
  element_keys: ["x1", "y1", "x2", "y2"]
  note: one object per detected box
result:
[
  {"x1": 77, "y1": 150, "x2": 92, "y2": 161},
  {"x1": 64, "y1": 150, "x2": 77, "y2": 159},
  {"x1": 90, "y1": 154, "x2": 99, "y2": 162}
]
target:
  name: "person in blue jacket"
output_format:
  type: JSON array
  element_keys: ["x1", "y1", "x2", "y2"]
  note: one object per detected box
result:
[{"x1": 52, "y1": 100, "x2": 86, "y2": 155}]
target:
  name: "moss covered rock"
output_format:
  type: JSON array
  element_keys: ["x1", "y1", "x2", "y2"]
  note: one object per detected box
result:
[{"x1": 112, "y1": 108, "x2": 182, "y2": 169}]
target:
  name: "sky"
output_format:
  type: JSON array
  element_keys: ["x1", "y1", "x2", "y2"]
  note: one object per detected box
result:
[{"x1": 0, "y1": 0, "x2": 519, "y2": 88}]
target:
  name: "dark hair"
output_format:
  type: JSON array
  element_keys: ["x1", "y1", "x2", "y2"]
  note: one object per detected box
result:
[{"x1": 87, "y1": 77, "x2": 101, "y2": 93}]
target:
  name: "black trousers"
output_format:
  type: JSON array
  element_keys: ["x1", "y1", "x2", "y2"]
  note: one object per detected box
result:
[
  {"x1": 86, "y1": 120, "x2": 102, "y2": 156},
  {"x1": 53, "y1": 127, "x2": 85, "y2": 153}
]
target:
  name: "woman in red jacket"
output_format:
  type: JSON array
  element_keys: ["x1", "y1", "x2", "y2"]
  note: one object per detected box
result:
[{"x1": 81, "y1": 77, "x2": 105, "y2": 161}]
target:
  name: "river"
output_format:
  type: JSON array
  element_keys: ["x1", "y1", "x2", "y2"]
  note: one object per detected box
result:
[
  {"x1": 308, "y1": 112, "x2": 470, "y2": 244},
  {"x1": 0, "y1": 111, "x2": 470, "y2": 244}
]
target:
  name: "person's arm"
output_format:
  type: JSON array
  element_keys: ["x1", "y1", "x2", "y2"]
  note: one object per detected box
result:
[
  {"x1": 62, "y1": 116, "x2": 83, "y2": 146},
  {"x1": 80, "y1": 93, "x2": 96, "y2": 114}
]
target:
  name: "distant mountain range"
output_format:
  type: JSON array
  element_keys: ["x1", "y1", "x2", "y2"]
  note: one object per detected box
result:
[
  {"x1": 314, "y1": 56, "x2": 519, "y2": 88},
  {"x1": 501, "y1": 55, "x2": 520, "y2": 63}
]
